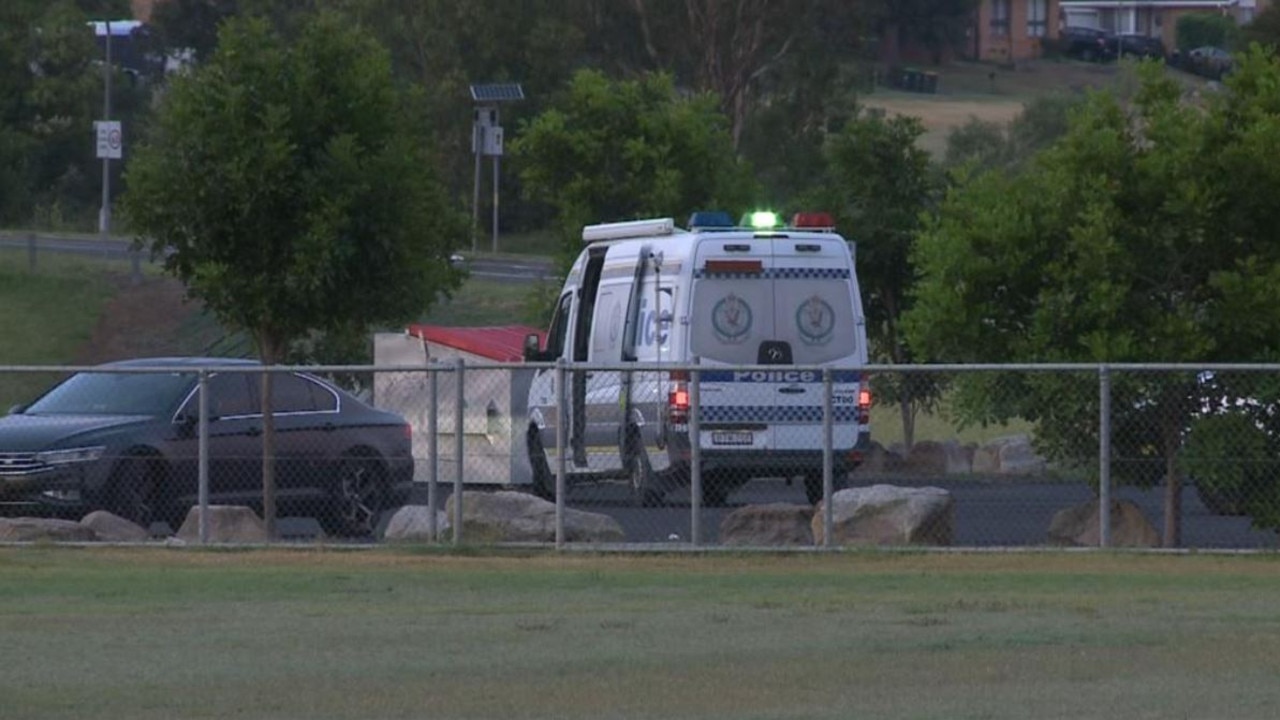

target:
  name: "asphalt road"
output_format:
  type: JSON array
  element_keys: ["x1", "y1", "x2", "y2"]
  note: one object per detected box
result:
[{"x1": 0, "y1": 232, "x2": 555, "y2": 284}]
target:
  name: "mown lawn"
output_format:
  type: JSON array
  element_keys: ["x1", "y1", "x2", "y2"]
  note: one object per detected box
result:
[{"x1": 3, "y1": 547, "x2": 1279, "y2": 720}]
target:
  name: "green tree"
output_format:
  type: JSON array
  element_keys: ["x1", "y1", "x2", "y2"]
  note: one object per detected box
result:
[
  {"x1": 0, "y1": 0, "x2": 133, "y2": 227},
  {"x1": 511, "y1": 69, "x2": 756, "y2": 268},
  {"x1": 818, "y1": 111, "x2": 941, "y2": 449},
  {"x1": 905, "y1": 54, "x2": 1280, "y2": 546},
  {"x1": 875, "y1": 0, "x2": 980, "y2": 65},
  {"x1": 123, "y1": 13, "x2": 465, "y2": 536}
]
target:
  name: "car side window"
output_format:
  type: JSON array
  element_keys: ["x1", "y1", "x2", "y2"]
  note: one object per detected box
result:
[
  {"x1": 270, "y1": 373, "x2": 320, "y2": 413},
  {"x1": 208, "y1": 373, "x2": 257, "y2": 417}
]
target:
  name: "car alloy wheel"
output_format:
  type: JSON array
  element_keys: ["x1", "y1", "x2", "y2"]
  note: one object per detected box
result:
[{"x1": 328, "y1": 456, "x2": 386, "y2": 537}]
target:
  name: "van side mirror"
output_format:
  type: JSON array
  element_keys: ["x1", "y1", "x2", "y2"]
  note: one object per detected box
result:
[
  {"x1": 523, "y1": 333, "x2": 542, "y2": 362},
  {"x1": 7, "y1": 404, "x2": 23, "y2": 416}
]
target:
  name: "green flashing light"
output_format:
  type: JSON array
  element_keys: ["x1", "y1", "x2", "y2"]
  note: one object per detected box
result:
[{"x1": 748, "y1": 211, "x2": 778, "y2": 229}]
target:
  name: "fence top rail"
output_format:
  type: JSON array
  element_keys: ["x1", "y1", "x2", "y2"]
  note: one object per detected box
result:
[{"x1": 0, "y1": 361, "x2": 1277, "y2": 374}]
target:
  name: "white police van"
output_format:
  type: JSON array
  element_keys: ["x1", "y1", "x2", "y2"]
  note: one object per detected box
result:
[{"x1": 522, "y1": 211, "x2": 870, "y2": 506}]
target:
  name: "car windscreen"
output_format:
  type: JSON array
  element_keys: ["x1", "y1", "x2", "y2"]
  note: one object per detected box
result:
[{"x1": 23, "y1": 371, "x2": 195, "y2": 416}]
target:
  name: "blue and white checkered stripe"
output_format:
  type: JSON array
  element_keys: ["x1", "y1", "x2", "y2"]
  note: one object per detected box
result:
[
  {"x1": 701, "y1": 406, "x2": 863, "y2": 423},
  {"x1": 694, "y1": 267, "x2": 851, "y2": 280}
]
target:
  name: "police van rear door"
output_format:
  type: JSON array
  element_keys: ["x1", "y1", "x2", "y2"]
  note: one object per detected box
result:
[
  {"x1": 689, "y1": 236, "x2": 779, "y2": 451},
  {"x1": 769, "y1": 234, "x2": 861, "y2": 454}
]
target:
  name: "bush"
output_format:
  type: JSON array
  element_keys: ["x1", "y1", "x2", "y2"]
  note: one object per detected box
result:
[
  {"x1": 1177, "y1": 12, "x2": 1241, "y2": 51},
  {"x1": 1181, "y1": 413, "x2": 1280, "y2": 524}
]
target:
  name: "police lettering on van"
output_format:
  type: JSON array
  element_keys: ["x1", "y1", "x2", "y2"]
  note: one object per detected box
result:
[{"x1": 522, "y1": 211, "x2": 870, "y2": 507}]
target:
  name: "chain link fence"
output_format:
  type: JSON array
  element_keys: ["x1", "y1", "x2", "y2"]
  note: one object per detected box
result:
[{"x1": 1, "y1": 362, "x2": 1277, "y2": 549}]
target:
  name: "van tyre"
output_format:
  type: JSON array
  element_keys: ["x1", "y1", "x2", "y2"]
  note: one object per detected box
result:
[
  {"x1": 527, "y1": 426, "x2": 555, "y2": 501},
  {"x1": 628, "y1": 445, "x2": 662, "y2": 507},
  {"x1": 804, "y1": 472, "x2": 847, "y2": 506}
]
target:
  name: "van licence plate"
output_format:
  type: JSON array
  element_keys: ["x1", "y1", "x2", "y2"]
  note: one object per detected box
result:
[{"x1": 711, "y1": 430, "x2": 753, "y2": 446}]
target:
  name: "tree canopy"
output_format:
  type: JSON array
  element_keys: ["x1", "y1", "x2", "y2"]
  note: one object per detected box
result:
[
  {"x1": 904, "y1": 52, "x2": 1280, "y2": 545},
  {"x1": 123, "y1": 12, "x2": 465, "y2": 534},
  {"x1": 511, "y1": 68, "x2": 756, "y2": 264}
]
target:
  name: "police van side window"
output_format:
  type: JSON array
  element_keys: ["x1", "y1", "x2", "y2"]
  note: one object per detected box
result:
[{"x1": 545, "y1": 292, "x2": 573, "y2": 359}]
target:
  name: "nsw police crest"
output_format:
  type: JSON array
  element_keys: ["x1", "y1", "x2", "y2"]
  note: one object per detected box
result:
[
  {"x1": 711, "y1": 293, "x2": 752, "y2": 344},
  {"x1": 796, "y1": 295, "x2": 835, "y2": 346}
]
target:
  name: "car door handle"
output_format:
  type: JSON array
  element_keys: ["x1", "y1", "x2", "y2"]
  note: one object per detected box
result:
[
  {"x1": 246, "y1": 425, "x2": 262, "y2": 437},
  {"x1": 778, "y1": 387, "x2": 806, "y2": 395},
  {"x1": 322, "y1": 422, "x2": 337, "y2": 432}
]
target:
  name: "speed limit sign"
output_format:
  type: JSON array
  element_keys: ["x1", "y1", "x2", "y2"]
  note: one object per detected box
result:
[{"x1": 95, "y1": 120, "x2": 122, "y2": 159}]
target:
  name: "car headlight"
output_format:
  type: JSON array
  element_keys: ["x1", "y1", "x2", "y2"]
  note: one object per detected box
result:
[{"x1": 37, "y1": 446, "x2": 107, "y2": 465}]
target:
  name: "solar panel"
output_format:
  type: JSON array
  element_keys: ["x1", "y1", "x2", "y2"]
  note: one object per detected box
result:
[{"x1": 470, "y1": 84, "x2": 525, "y2": 103}]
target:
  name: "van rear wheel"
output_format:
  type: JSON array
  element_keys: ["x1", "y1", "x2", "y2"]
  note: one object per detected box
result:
[
  {"x1": 804, "y1": 472, "x2": 847, "y2": 506},
  {"x1": 628, "y1": 447, "x2": 662, "y2": 507}
]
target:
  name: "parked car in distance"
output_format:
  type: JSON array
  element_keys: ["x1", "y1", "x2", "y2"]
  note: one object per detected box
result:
[
  {"x1": 1111, "y1": 33, "x2": 1166, "y2": 60},
  {"x1": 1185, "y1": 45, "x2": 1234, "y2": 79},
  {"x1": 1060, "y1": 26, "x2": 1115, "y2": 62},
  {"x1": 0, "y1": 357, "x2": 414, "y2": 536}
]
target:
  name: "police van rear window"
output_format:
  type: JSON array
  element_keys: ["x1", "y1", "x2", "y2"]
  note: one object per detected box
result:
[{"x1": 691, "y1": 274, "x2": 856, "y2": 365}]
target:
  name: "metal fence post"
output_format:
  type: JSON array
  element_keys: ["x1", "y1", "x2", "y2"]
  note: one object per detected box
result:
[
  {"x1": 822, "y1": 368, "x2": 834, "y2": 549},
  {"x1": 689, "y1": 359, "x2": 702, "y2": 547},
  {"x1": 1099, "y1": 365, "x2": 1112, "y2": 548},
  {"x1": 197, "y1": 369, "x2": 209, "y2": 545},
  {"x1": 453, "y1": 357, "x2": 465, "y2": 546},
  {"x1": 427, "y1": 366, "x2": 439, "y2": 543},
  {"x1": 555, "y1": 358, "x2": 567, "y2": 549}
]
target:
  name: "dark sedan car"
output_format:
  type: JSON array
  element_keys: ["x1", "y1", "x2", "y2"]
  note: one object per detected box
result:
[
  {"x1": 1060, "y1": 26, "x2": 1115, "y2": 62},
  {"x1": 1111, "y1": 33, "x2": 1166, "y2": 60},
  {"x1": 0, "y1": 358, "x2": 413, "y2": 536}
]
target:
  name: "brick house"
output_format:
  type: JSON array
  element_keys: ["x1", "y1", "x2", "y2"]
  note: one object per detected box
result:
[
  {"x1": 1060, "y1": 1, "x2": 1269, "y2": 51},
  {"x1": 973, "y1": 0, "x2": 1063, "y2": 62}
]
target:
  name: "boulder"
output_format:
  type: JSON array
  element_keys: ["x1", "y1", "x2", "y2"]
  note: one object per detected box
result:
[
  {"x1": 860, "y1": 441, "x2": 905, "y2": 474},
  {"x1": 175, "y1": 505, "x2": 269, "y2": 544},
  {"x1": 895, "y1": 440, "x2": 975, "y2": 476},
  {"x1": 80, "y1": 510, "x2": 151, "y2": 542},
  {"x1": 0, "y1": 517, "x2": 97, "y2": 542},
  {"x1": 444, "y1": 491, "x2": 625, "y2": 543},
  {"x1": 719, "y1": 504, "x2": 814, "y2": 546},
  {"x1": 1048, "y1": 499, "x2": 1160, "y2": 548},
  {"x1": 973, "y1": 435, "x2": 1047, "y2": 476},
  {"x1": 383, "y1": 505, "x2": 450, "y2": 542},
  {"x1": 812, "y1": 484, "x2": 954, "y2": 546}
]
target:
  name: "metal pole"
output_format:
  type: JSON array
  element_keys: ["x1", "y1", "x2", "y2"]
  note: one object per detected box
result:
[
  {"x1": 471, "y1": 123, "x2": 482, "y2": 253},
  {"x1": 555, "y1": 358, "x2": 567, "y2": 549},
  {"x1": 491, "y1": 151, "x2": 500, "y2": 253},
  {"x1": 1099, "y1": 365, "x2": 1112, "y2": 548},
  {"x1": 427, "y1": 367, "x2": 439, "y2": 542},
  {"x1": 689, "y1": 359, "x2": 702, "y2": 546},
  {"x1": 197, "y1": 370, "x2": 209, "y2": 544},
  {"x1": 99, "y1": 21, "x2": 112, "y2": 239},
  {"x1": 453, "y1": 358, "x2": 465, "y2": 545},
  {"x1": 822, "y1": 368, "x2": 834, "y2": 549}
]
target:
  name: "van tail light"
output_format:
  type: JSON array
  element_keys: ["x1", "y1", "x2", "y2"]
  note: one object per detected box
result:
[
  {"x1": 857, "y1": 385, "x2": 871, "y2": 425},
  {"x1": 668, "y1": 370, "x2": 690, "y2": 424},
  {"x1": 402, "y1": 423, "x2": 413, "y2": 442}
]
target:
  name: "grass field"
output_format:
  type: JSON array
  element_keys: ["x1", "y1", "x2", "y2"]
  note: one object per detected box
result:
[{"x1": 3, "y1": 547, "x2": 1279, "y2": 720}]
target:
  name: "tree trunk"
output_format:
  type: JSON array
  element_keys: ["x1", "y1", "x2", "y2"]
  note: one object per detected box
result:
[
  {"x1": 258, "y1": 331, "x2": 285, "y2": 540},
  {"x1": 1162, "y1": 419, "x2": 1182, "y2": 548}
]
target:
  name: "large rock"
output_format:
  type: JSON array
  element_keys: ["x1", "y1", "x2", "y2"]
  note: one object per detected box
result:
[
  {"x1": 383, "y1": 505, "x2": 451, "y2": 542},
  {"x1": 812, "y1": 484, "x2": 954, "y2": 546},
  {"x1": 860, "y1": 441, "x2": 905, "y2": 474},
  {"x1": 80, "y1": 510, "x2": 151, "y2": 542},
  {"x1": 719, "y1": 504, "x2": 814, "y2": 546},
  {"x1": 0, "y1": 517, "x2": 97, "y2": 542},
  {"x1": 1048, "y1": 498, "x2": 1160, "y2": 547},
  {"x1": 444, "y1": 491, "x2": 625, "y2": 543},
  {"x1": 175, "y1": 505, "x2": 269, "y2": 544},
  {"x1": 972, "y1": 435, "x2": 1046, "y2": 476}
]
